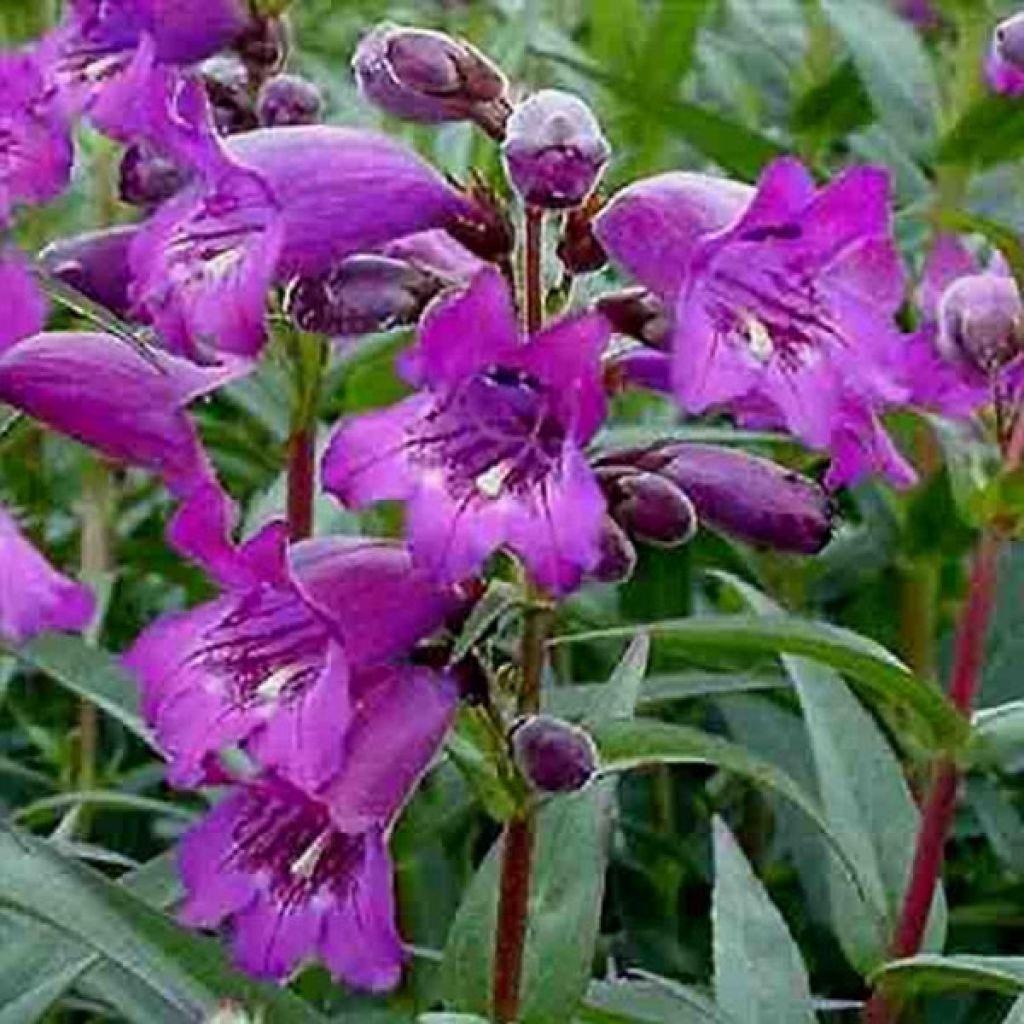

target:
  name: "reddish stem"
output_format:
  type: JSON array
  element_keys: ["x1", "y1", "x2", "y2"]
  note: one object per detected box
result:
[
  {"x1": 286, "y1": 426, "x2": 315, "y2": 541},
  {"x1": 524, "y1": 207, "x2": 544, "y2": 335},
  {"x1": 863, "y1": 532, "x2": 1003, "y2": 1023},
  {"x1": 493, "y1": 814, "x2": 536, "y2": 1022}
]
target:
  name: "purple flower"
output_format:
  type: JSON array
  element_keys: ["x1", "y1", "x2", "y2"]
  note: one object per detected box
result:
[
  {"x1": 0, "y1": 47, "x2": 73, "y2": 222},
  {"x1": 597, "y1": 158, "x2": 914, "y2": 488},
  {"x1": 988, "y1": 13, "x2": 1024, "y2": 96},
  {"x1": 125, "y1": 535, "x2": 462, "y2": 789},
  {"x1": 0, "y1": 249, "x2": 48, "y2": 352},
  {"x1": 130, "y1": 125, "x2": 478, "y2": 361},
  {"x1": 179, "y1": 776, "x2": 404, "y2": 988},
  {"x1": 0, "y1": 504, "x2": 94, "y2": 645},
  {"x1": 323, "y1": 269, "x2": 610, "y2": 594}
]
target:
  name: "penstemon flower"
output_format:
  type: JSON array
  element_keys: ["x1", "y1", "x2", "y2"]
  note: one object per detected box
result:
[
  {"x1": 597, "y1": 157, "x2": 915, "y2": 487},
  {"x1": 323, "y1": 267, "x2": 611, "y2": 594},
  {"x1": 125, "y1": 535, "x2": 463, "y2": 790}
]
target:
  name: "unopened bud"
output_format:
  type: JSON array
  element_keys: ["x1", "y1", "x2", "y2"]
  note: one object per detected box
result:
[
  {"x1": 445, "y1": 179, "x2": 514, "y2": 267},
  {"x1": 353, "y1": 23, "x2": 509, "y2": 137},
  {"x1": 937, "y1": 273, "x2": 1024, "y2": 375},
  {"x1": 596, "y1": 289, "x2": 671, "y2": 349},
  {"x1": 285, "y1": 255, "x2": 441, "y2": 337},
  {"x1": 39, "y1": 226, "x2": 139, "y2": 322},
  {"x1": 257, "y1": 73, "x2": 324, "y2": 127},
  {"x1": 201, "y1": 55, "x2": 258, "y2": 135},
  {"x1": 557, "y1": 196, "x2": 607, "y2": 275},
  {"x1": 600, "y1": 469, "x2": 697, "y2": 547},
  {"x1": 589, "y1": 516, "x2": 637, "y2": 584},
  {"x1": 118, "y1": 143, "x2": 191, "y2": 207},
  {"x1": 995, "y1": 13, "x2": 1024, "y2": 71},
  {"x1": 599, "y1": 444, "x2": 833, "y2": 555},
  {"x1": 233, "y1": 15, "x2": 291, "y2": 77},
  {"x1": 502, "y1": 90, "x2": 610, "y2": 210},
  {"x1": 512, "y1": 715, "x2": 598, "y2": 794}
]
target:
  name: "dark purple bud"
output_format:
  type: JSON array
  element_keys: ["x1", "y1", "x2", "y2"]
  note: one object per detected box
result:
[
  {"x1": 502, "y1": 90, "x2": 610, "y2": 210},
  {"x1": 284, "y1": 255, "x2": 442, "y2": 337},
  {"x1": 201, "y1": 55, "x2": 258, "y2": 136},
  {"x1": 596, "y1": 288, "x2": 671, "y2": 349},
  {"x1": 512, "y1": 715, "x2": 598, "y2": 794},
  {"x1": 38, "y1": 226, "x2": 140, "y2": 322},
  {"x1": 937, "y1": 272, "x2": 1024, "y2": 375},
  {"x1": 233, "y1": 15, "x2": 292, "y2": 77},
  {"x1": 589, "y1": 516, "x2": 638, "y2": 584},
  {"x1": 557, "y1": 196, "x2": 608, "y2": 275},
  {"x1": 257, "y1": 74, "x2": 324, "y2": 127},
  {"x1": 995, "y1": 12, "x2": 1024, "y2": 72},
  {"x1": 118, "y1": 143, "x2": 192, "y2": 207},
  {"x1": 600, "y1": 469, "x2": 697, "y2": 548},
  {"x1": 353, "y1": 23, "x2": 509, "y2": 137}
]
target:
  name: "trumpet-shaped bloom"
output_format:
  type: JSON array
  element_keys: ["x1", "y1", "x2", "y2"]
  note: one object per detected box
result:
[
  {"x1": 0, "y1": 47, "x2": 73, "y2": 222},
  {"x1": 179, "y1": 777, "x2": 405, "y2": 988},
  {"x1": 0, "y1": 505, "x2": 94, "y2": 645},
  {"x1": 597, "y1": 158, "x2": 914, "y2": 488},
  {"x1": 125, "y1": 535, "x2": 461, "y2": 789},
  {"x1": 130, "y1": 125, "x2": 479, "y2": 361},
  {"x1": 323, "y1": 269, "x2": 610, "y2": 594},
  {"x1": 0, "y1": 249, "x2": 48, "y2": 352}
]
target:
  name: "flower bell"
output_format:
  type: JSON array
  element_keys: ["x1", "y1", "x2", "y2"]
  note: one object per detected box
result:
[
  {"x1": 937, "y1": 272, "x2": 1024, "y2": 376},
  {"x1": 599, "y1": 468, "x2": 698, "y2": 548},
  {"x1": 502, "y1": 90, "x2": 610, "y2": 210},
  {"x1": 512, "y1": 715, "x2": 599, "y2": 794},
  {"x1": 353, "y1": 23, "x2": 509, "y2": 137}
]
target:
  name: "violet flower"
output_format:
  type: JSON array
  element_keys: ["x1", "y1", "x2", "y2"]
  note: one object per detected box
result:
[
  {"x1": 987, "y1": 13, "x2": 1024, "y2": 97},
  {"x1": 125, "y1": 535, "x2": 462, "y2": 790},
  {"x1": 130, "y1": 125, "x2": 479, "y2": 361},
  {"x1": 0, "y1": 47, "x2": 73, "y2": 222},
  {"x1": 323, "y1": 269, "x2": 611, "y2": 595},
  {"x1": 0, "y1": 504, "x2": 94, "y2": 645},
  {"x1": 0, "y1": 248, "x2": 48, "y2": 351},
  {"x1": 597, "y1": 157, "x2": 915, "y2": 488},
  {"x1": 178, "y1": 776, "x2": 405, "y2": 988}
]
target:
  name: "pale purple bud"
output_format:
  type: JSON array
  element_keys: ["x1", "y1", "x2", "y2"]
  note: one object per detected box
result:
[
  {"x1": 353, "y1": 23, "x2": 509, "y2": 136},
  {"x1": 599, "y1": 444, "x2": 833, "y2": 555},
  {"x1": 257, "y1": 74, "x2": 324, "y2": 127},
  {"x1": 201, "y1": 55, "x2": 258, "y2": 135},
  {"x1": 118, "y1": 143, "x2": 192, "y2": 207},
  {"x1": 512, "y1": 715, "x2": 598, "y2": 794},
  {"x1": 285, "y1": 255, "x2": 441, "y2": 337},
  {"x1": 600, "y1": 469, "x2": 697, "y2": 548},
  {"x1": 995, "y1": 12, "x2": 1024, "y2": 72},
  {"x1": 589, "y1": 516, "x2": 637, "y2": 584},
  {"x1": 502, "y1": 90, "x2": 610, "y2": 210},
  {"x1": 937, "y1": 273, "x2": 1024, "y2": 375}
]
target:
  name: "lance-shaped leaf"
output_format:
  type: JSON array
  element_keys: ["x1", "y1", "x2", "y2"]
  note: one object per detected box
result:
[{"x1": 870, "y1": 955, "x2": 1024, "y2": 999}]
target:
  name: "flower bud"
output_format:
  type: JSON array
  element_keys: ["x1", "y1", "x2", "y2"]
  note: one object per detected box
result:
[
  {"x1": 557, "y1": 197, "x2": 607, "y2": 275},
  {"x1": 598, "y1": 444, "x2": 833, "y2": 555},
  {"x1": 502, "y1": 90, "x2": 610, "y2": 210},
  {"x1": 512, "y1": 715, "x2": 598, "y2": 794},
  {"x1": 39, "y1": 226, "x2": 139, "y2": 322},
  {"x1": 937, "y1": 272, "x2": 1024, "y2": 375},
  {"x1": 285, "y1": 255, "x2": 441, "y2": 337},
  {"x1": 257, "y1": 73, "x2": 324, "y2": 127},
  {"x1": 233, "y1": 15, "x2": 291, "y2": 77},
  {"x1": 353, "y1": 23, "x2": 509, "y2": 136},
  {"x1": 118, "y1": 143, "x2": 192, "y2": 207},
  {"x1": 589, "y1": 516, "x2": 638, "y2": 584},
  {"x1": 995, "y1": 13, "x2": 1024, "y2": 72},
  {"x1": 600, "y1": 469, "x2": 697, "y2": 548},
  {"x1": 596, "y1": 289, "x2": 671, "y2": 349},
  {"x1": 201, "y1": 55, "x2": 258, "y2": 135}
]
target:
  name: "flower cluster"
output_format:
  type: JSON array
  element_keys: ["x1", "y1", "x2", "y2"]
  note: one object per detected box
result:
[{"x1": 2, "y1": 1, "x2": 1018, "y2": 997}]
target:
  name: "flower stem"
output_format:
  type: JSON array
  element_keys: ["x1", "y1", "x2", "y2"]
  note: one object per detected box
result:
[
  {"x1": 285, "y1": 330, "x2": 326, "y2": 541},
  {"x1": 863, "y1": 530, "x2": 1003, "y2": 1023},
  {"x1": 524, "y1": 207, "x2": 544, "y2": 335},
  {"x1": 287, "y1": 426, "x2": 315, "y2": 541}
]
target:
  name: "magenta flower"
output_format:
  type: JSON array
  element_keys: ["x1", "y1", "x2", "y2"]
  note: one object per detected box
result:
[
  {"x1": 125, "y1": 535, "x2": 462, "y2": 789},
  {"x1": 179, "y1": 777, "x2": 405, "y2": 988},
  {"x1": 0, "y1": 47, "x2": 73, "y2": 222},
  {"x1": 0, "y1": 504, "x2": 94, "y2": 645},
  {"x1": 597, "y1": 158, "x2": 914, "y2": 488},
  {"x1": 130, "y1": 125, "x2": 479, "y2": 361},
  {"x1": 0, "y1": 249, "x2": 48, "y2": 351},
  {"x1": 323, "y1": 269, "x2": 610, "y2": 594}
]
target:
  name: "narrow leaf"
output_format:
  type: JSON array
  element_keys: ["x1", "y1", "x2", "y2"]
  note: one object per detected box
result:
[
  {"x1": 871, "y1": 955, "x2": 1024, "y2": 998},
  {"x1": 579, "y1": 978, "x2": 734, "y2": 1023}
]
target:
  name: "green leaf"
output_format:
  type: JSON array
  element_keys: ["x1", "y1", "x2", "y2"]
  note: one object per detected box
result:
[
  {"x1": 937, "y1": 93, "x2": 1024, "y2": 169},
  {"x1": 0, "y1": 955, "x2": 88, "y2": 1024},
  {"x1": 712, "y1": 818, "x2": 816, "y2": 1024},
  {"x1": 1005, "y1": 996, "x2": 1024, "y2": 1023},
  {"x1": 419, "y1": 1016, "x2": 490, "y2": 1024},
  {"x1": 967, "y1": 777, "x2": 1024, "y2": 875},
  {"x1": 722, "y1": 576, "x2": 946, "y2": 973},
  {"x1": 871, "y1": 955, "x2": 1024, "y2": 998},
  {"x1": 552, "y1": 615, "x2": 967, "y2": 753},
  {"x1": 819, "y1": 0, "x2": 939, "y2": 149},
  {"x1": 792, "y1": 59, "x2": 872, "y2": 140},
  {"x1": 578, "y1": 979, "x2": 734, "y2": 1023},
  {"x1": 972, "y1": 701, "x2": 1024, "y2": 770},
  {"x1": 12, "y1": 634, "x2": 154, "y2": 749},
  {"x1": 0, "y1": 830, "x2": 327, "y2": 1022},
  {"x1": 441, "y1": 636, "x2": 649, "y2": 1022},
  {"x1": 450, "y1": 581, "x2": 520, "y2": 665}
]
